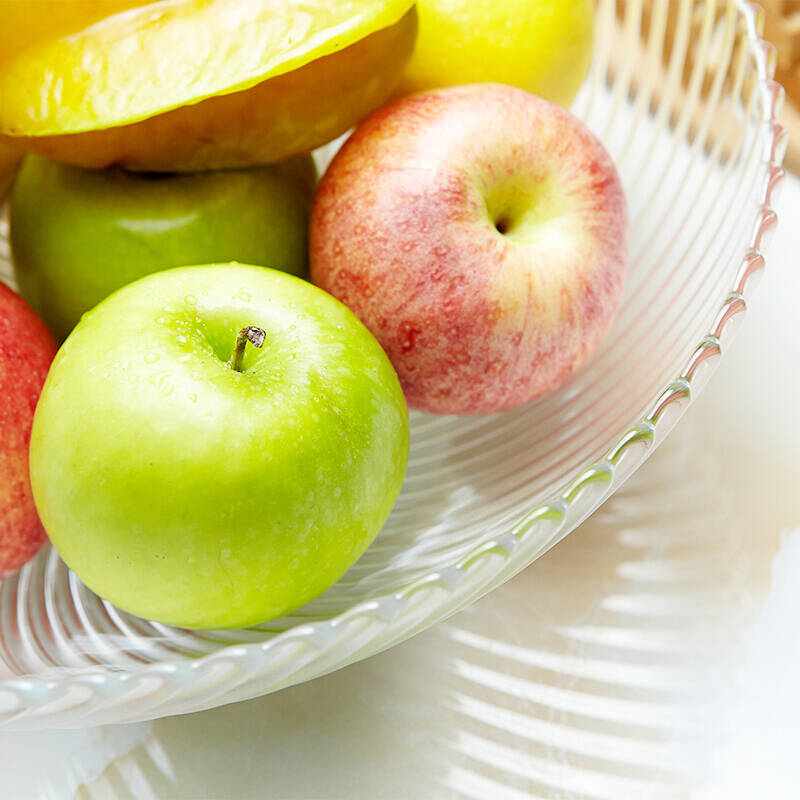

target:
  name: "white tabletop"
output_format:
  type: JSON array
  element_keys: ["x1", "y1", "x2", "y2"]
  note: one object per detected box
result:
[{"x1": 2, "y1": 173, "x2": 799, "y2": 800}]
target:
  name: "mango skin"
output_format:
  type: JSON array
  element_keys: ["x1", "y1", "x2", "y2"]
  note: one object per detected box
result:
[
  {"x1": 1, "y1": 3, "x2": 417, "y2": 171},
  {"x1": 395, "y1": 0, "x2": 594, "y2": 109}
]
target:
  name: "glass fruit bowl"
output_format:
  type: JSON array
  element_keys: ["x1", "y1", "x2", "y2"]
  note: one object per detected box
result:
[{"x1": 0, "y1": 0, "x2": 785, "y2": 730}]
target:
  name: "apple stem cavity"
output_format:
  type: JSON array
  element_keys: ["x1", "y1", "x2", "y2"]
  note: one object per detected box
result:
[
  {"x1": 494, "y1": 215, "x2": 511, "y2": 235},
  {"x1": 229, "y1": 326, "x2": 266, "y2": 372}
]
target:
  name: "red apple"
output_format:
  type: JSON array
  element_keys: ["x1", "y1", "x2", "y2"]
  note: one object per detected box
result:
[
  {"x1": 310, "y1": 83, "x2": 628, "y2": 414},
  {"x1": 0, "y1": 282, "x2": 57, "y2": 576}
]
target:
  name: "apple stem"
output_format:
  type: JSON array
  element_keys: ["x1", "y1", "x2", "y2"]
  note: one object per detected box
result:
[{"x1": 229, "y1": 326, "x2": 266, "y2": 372}]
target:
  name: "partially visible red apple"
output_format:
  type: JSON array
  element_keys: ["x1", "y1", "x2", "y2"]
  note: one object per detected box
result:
[
  {"x1": 0, "y1": 282, "x2": 57, "y2": 576},
  {"x1": 310, "y1": 83, "x2": 628, "y2": 414}
]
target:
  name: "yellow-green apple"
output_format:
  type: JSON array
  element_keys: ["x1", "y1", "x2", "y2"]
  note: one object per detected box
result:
[
  {"x1": 310, "y1": 83, "x2": 628, "y2": 415},
  {"x1": 29, "y1": 264, "x2": 409, "y2": 628},
  {"x1": 0, "y1": 282, "x2": 58, "y2": 576},
  {"x1": 10, "y1": 154, "x2": 316, "y2": 342},
  {"x1": 394, "y1": 0, "x2": 594, "y2": 108}
]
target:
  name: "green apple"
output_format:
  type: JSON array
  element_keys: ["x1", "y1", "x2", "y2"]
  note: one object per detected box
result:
[
  {"x1": 29, "y1": 263, "x2": 409, "y2": 629},
  {"x1": 10, "y1": 154, "x2": 316, "y2": 341},
  {"x1": 0, "y1": 135, "x2": 23, "y2": 202}
]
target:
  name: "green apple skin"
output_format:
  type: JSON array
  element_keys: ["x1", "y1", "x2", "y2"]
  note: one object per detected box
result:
[
  {"x1": 29, "y1": 264, "x2": 409, "y2": 629},
  {"x1": 10, "y1": 154, "x2": 316, "y2": 342}
]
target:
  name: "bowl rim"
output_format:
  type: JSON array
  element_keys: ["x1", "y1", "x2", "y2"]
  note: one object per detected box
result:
[{"x1": 0, "y1": 0, "x2": 787, "y2": 728}]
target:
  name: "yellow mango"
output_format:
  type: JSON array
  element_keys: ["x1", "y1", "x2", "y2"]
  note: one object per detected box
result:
[
  {"x1": 1, "y1": 0, "x2": 416, "y2": 171},
  {"x1": 395, "y1": 0, "x2": 594, "y2": 108}
]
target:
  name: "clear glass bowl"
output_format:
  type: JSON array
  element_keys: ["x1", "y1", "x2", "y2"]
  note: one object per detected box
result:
[{"x1": 0, "y1": 0, "x2": 785, "y2": 730}]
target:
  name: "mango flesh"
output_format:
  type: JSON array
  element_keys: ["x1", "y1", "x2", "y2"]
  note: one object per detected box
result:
[
  {"x1": 0, "y1": 2, "x2": 157, "y2": 66},
  {"x1": 0, "y1": 0, "x2": 417, "y2": 171}
]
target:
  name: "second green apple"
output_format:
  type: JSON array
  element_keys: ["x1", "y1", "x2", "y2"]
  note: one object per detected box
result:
[{"x1": 10, "y1": 154, "x2": 316, "y2": 341}]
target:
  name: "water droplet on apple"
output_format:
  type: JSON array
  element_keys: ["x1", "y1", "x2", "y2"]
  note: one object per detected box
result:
[
  {"x1": 148, "y1": 370, "x2": 175, "y2": 396},
  {"x1": 176, "y1": 335, "x2": 187, "y2": 345},
  {"x1": 121, "y1": 362, "x2": 131, "y2": 370},
  {"x1": 184, "y1": 295, "x2": 197, "y2": 306},
  {"x1": 233, "y1": 288, "x2": 251, "y2": 302},
  {"x1": 401, "y1": 242, "x2": 413, "y2": 252},
  {"x1": 156, "y1": 316, "x2": 168, "y2": 325},
  {"x1": 144, "y1": 353, "x2": 160, "y2": 364},
  {"x1": 189, "y1": 393, "x2": 198, "y2": 403}
]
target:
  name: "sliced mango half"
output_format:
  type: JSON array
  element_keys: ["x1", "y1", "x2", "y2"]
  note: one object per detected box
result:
[{"x1": 0, "y1": 0, "x2": 417, "y2": 170}]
